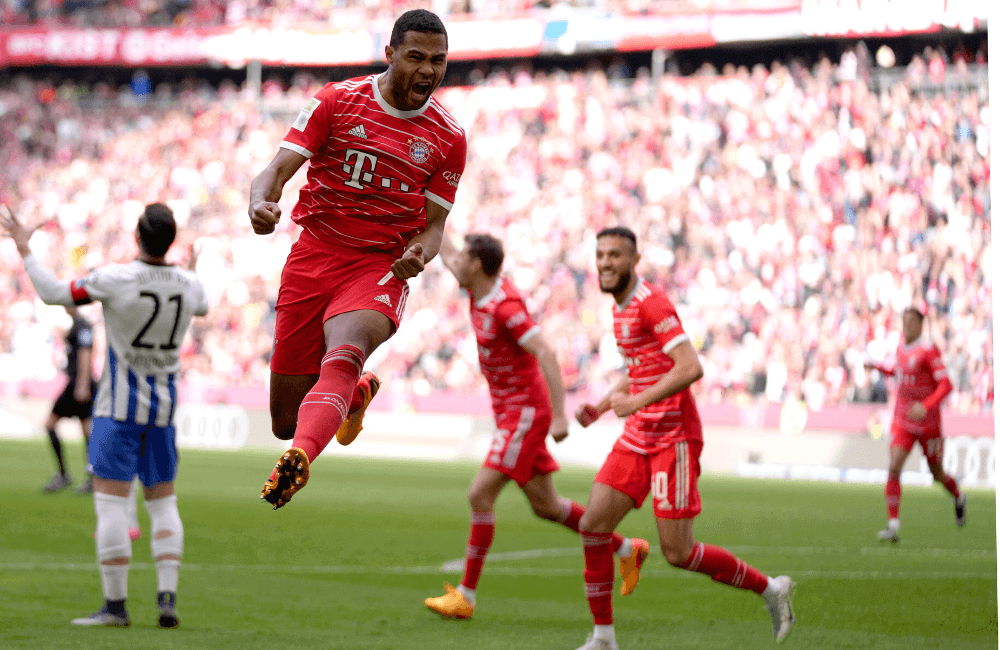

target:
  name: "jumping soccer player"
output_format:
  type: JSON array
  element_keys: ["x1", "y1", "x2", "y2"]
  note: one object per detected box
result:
[
  {"x1": 2, "y1": 203, "x2": 208, "y2": 629},
  {"x1": 423, "y1": 233, "x2": 648, "y2": 619},
  {"x1": 865, "y1": 307, "x2": 965, "y2": 542},
  {"x1": 571, "y1": 227, "x2": 794, "y2": 650},
  {"x1": 248, "y1": 9, "x2": 467, "y2": 509}
]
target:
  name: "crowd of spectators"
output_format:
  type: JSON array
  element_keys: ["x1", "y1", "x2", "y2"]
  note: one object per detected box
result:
[
  {"x1": 0, "y1": 45, "x2": 991, "y2": 416},
  {"x1": 3, "y1": 0, "x2": 792, "y2": 28}
]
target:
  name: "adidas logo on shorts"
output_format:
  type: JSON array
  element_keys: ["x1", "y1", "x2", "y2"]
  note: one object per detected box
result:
[
  {"x1": 348, "y1": 124, "x2": 368, "y2": 139},
  {"x1": 374, "y1": 294, "x2": 392, "y2": 307}
]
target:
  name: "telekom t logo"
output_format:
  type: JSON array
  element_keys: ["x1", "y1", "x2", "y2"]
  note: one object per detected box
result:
[{"x1": 343, "y1": 148, "x2": 378, "y2": 189}]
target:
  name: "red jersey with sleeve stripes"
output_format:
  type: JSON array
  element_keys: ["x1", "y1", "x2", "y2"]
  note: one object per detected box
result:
[
  {"x1": 876, "y1": 341, "x2": 951, "y2": 435},
  {"x1": 469, "y1": 277, "x2": 551, "y2": 419},
  {"x1": 613, "y1": 278, "x2": 702, "y2": 453},
  {"x1": 279, "y1": 73, "x2": 467, "y2": 258}
]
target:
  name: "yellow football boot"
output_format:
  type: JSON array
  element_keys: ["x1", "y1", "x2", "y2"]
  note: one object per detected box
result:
[
  {"x1": 424, "y1": 583, "x2": 474, "y2": 619},
  {"x1": 336, "y1": 371, "x2": 380, "y2": 446},
  {"x1": 619, "y1": 538, "x2": 650, "y2": 596},
  {"x1": 260, "y1": 447, "x2": 309, "y2": 510}
]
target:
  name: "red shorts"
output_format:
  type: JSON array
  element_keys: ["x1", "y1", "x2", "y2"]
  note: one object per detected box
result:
[
  {"x1": 890, "y1": 424, "x2": 945, "y2": 465},
  {"x1": 271, "y1": 231, "x2": 409, "y2": 376},
  {"x1": 483, "y1": 405, "x2": 559, "y2": 487},
  {"x1": 595, "y1": 439, "x2": 703, "y2": 519}
]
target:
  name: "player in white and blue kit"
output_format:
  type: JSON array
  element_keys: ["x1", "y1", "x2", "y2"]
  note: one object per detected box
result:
[{"x1": 2, "y1": 203, "x2": 208, "y2": 629}]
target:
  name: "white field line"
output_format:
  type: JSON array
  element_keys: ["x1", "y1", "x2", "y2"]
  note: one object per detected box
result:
[{"x1": 2, "y1": 543, "x2": 994, "y2": 581}]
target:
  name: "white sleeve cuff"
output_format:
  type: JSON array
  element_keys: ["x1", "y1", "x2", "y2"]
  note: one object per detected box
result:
[
  {"x1": 517, "y1": 325, "x2": 541, "y2": 346},
  {"x1": 279, "y1": 141, "x2": 314, "y2": 159},
  {"x1": 661, "y1": 333, "x2": 689, "y2": 355},
  {"x1": 425, "y1": 190, "x2": 454, "y2": 211}
]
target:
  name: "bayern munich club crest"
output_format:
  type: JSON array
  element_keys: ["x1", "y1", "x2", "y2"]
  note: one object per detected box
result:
[{"x1": 408, "y1": 137, "x2": 431, "y2": 164}]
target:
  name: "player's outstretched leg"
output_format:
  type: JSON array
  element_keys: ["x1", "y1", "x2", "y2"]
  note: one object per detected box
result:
[
  {"x1": 336, "y1": 371, "x2": 380, "y2": 446},
  {"x1": 425, "y1": 582, "x2": 475, "y2": 619},
  {"x1": 618, "y1": 538, "x2": 650, "y2": 596},
  {"x1": 261, "y1": 448, "x2": 310, "y2": 509},
  {"x1": 673, "y1": 540, "x2": 795, "y2": 642}
]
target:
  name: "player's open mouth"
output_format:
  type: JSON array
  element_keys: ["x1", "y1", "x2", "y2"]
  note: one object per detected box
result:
[{"x1": 412, "y1": 82, "x2": 432, "y2": 95}]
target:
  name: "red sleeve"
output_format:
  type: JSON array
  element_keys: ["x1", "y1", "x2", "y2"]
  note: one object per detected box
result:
[
  {"x1": 923, "y1": 346, "x2": 952, "y2": 409},
  {"x1": 70, "y1": 277, "x2": 93, "y2": 306},
  {"x1": 640, "y1": 291, "x2": 688, "y2": 353},
  {"x1": 279, "y1": 83, "x2": 338, "y2": 158},
  {"x1": 495, "y1": 299, "x2": 540, "y2": 346},
  {"x1": 871, "y1": 362, "x2": 896, "y2": 376},
  {"x1": 424, "y1": 129, "x2": 467, "y2": 210}
]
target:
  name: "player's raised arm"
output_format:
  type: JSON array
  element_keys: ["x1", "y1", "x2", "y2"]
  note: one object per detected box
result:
[
  {"x1": 1, "y1": 204, "x2": 75, "y2": 306},
  {"x1": 520, "y1": 332, "x2": 570, "y2": 442},
  {"x1": 248, "y1": 147, "x2": 307, "y2": 235},
  {"x1": 392, "y1": 198, "x2": 449, "y2": 280},
  {"x1": 436, "y1": 229, "x2": 461, "y2": 276},
  {"x1": 610, "y1": 340, "x2": 703, "y2": 418}
]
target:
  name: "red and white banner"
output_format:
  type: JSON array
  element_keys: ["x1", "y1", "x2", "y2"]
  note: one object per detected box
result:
[{"x1": 0, "y1": 2, "x2": 986, "y2": 68}]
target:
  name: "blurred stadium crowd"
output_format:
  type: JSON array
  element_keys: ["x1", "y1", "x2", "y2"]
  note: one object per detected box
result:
[
  {"x1": 4, "y1": 0, "x2": 707, "y2": 27},
  {"x1": 0, "y1": 44, "x2": 992, "y2": 414}
]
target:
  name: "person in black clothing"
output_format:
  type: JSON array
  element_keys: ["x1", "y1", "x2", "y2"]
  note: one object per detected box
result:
[{"x1": 43, "y1": 305, "x2": 96, "y2": 493}]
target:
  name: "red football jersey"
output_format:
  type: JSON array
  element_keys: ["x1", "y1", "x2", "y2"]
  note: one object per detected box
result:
[
  {"x1": 469, "y1": 278, "x2": 550, "y2": 419},
  {"x1": 613, "y1": 279, "x2": 702, "y2": 453},
  {"x1": 280, "y1": 74, "x2": 467, "y2": 258},
  {"x1": 880, "y1": 341, "x2": 950, "y2": 435}
]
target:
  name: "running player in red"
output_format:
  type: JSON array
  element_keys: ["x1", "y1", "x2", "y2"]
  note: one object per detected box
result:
[
  {"x1": 864, "y1": 307, "x2": 965, "y2": 542},
  {"x1": 248, "y1": 10, "x2": 467, "y2": 509},
  {"x1": 571, "y1": 227, "x2": 794, "y2": 650},
  {"x1": 423, "y1": 233, "x2": 648, "y2": 619}
]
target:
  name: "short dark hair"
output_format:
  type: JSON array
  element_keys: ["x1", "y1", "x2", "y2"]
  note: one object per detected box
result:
[
  {"x1": 137, "y1": 203, "x2": 176, "y2": 257},
  {"x1": 596, "y1": 226, "x2": 637, "y2": 250},
  {"x1": 464, "y1": 233, "x2": 504, "y2": 277},
  {"x1": 903, "y1": 306, "x2": 925, "y2": 321},
  {"x1": 390, "y1": 9, "x2": 448, "y2": 49}
]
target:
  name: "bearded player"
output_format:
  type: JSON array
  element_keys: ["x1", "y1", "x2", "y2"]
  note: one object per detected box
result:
[
  {"x1": 571, "y1": 227, "x2": 794, "y2": 650},
  {"x1": 864, "y1": 307, "x2": 965, "y2": 542},
  {"x1": 248, "y1": 9, "x2": 467, "y2": 509},
  {"x1": 423, "y1": 233, "x2": 648, "y2": 619}
]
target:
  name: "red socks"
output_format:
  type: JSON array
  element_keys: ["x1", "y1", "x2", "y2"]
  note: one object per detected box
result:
[
  {"x1": 939, "y1": 475, "x2": 961, "y2": 499},
  {"x1": 460, "y1": 511, "x2": 496, "y2": 591},
  {"x1": 292, "y1": 345, "x2": 364, "y2": 462},
  {"x1": 886, "y1": 476, "x2": 901, "y2": 519},
  {"x1": 682, "y1": 542, "x2": 769, "y2": 595},
  {"x1": 559, "y1": 500, "x2": 626, "y2": 553},
  {"x1": 582, "y1": 532, "x2": 614, "y2": 625}
]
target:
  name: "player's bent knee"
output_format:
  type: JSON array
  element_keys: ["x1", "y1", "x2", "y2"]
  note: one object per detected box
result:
[
  {"x1": 661, "y1": 544, "x2": 689, "y2": 567},
  {"x1": 272, "y1": 427, "x2": 295, "y2": 441},
  {"x1": 145, "y1": 494, "x2": 184, "y2": 559}
]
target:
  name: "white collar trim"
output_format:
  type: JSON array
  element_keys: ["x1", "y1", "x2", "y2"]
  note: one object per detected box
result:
[{"x1": 371, "y1": 73, "x2": 432, "y2": 119}]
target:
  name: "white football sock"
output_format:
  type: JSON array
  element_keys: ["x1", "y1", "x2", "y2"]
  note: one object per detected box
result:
[
  {"x1": 762, "y1": 576, "x2": 780, "y2": 601},
  {"x1": 100, "y1": 564, "x2": 129, "y2": 601},
  {"x1": 593, "y1": 624, "x2": 615, "y2": 642},
  {"x1": 887, "y1": 518, "x2": 900, "y2": 532},
  {"x1": 457, "y1": 584, "x2": 475, "y2": 605},
  {"x1": 615, "y1": 538, "x2": 632, "y2": 559}
]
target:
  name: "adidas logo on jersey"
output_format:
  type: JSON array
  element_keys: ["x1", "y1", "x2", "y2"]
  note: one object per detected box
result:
[
  {"x1": 374, "y1": 294, "x2": 392, "y2": 307},
  {"x1": 348, "y1": 124, "x2": 368, "y2": 139}
]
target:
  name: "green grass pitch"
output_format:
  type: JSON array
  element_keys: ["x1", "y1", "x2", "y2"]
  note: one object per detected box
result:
[{"x1": 0, "y1": 438, "x2": 995, "y2": 650}]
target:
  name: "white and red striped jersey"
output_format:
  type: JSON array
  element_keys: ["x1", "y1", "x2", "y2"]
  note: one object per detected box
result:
[
  {"x1": 613, "y1": 278, "x2": 701, "y2": 453},
  {"x1": 874, "y1": 341, "x2": 951, "y2": 435},
  {"x1": 280, "y1": 74, "x2": 467, "y2": 258},
  {"x1": 469, "y1": 277, "x2": 550, "y2": 419}
]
